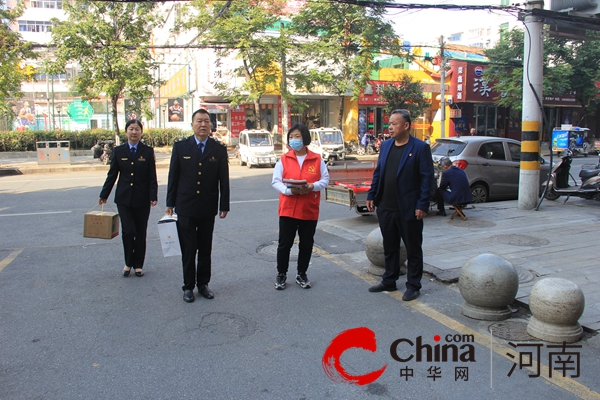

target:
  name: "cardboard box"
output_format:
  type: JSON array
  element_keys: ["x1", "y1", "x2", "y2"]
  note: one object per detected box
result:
[{"x1": 83, "y1": 211, "x2": 119, "y2": 239}]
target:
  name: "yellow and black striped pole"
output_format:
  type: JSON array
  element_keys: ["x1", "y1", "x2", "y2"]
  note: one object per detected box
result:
[{"x1": 518, "y1": 2, "x2": 543, "y2": 210}]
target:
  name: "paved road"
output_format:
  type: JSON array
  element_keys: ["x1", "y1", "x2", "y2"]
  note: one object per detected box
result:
[{"x1": 1, "y1": 161, "x2": 599, "y2": 398}]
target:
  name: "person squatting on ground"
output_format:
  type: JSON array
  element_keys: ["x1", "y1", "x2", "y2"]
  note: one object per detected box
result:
[
  {"x1": 434, "y1": 157, "x2": 472, "y2": 216},
  {"x1": 271, "y1": 124, "x2": 330, "y2": 290},
  {"x1": 366, "y1": 109, "x2": 434, "y2": 301},
  {"x1": 166, "y1": 109, "x2": 230, "y2": 303},
  {"x1": 99, "y1": 119, "x2": 158, "y2": 277}
]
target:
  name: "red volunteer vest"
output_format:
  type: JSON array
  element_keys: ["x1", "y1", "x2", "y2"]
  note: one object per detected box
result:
[{"x1": 279, "y1": 150, "x2": 322, "y2": 220}]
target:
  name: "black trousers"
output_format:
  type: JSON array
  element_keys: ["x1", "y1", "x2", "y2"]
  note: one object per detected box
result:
[
  {"x1": 434, "y1": 188, "x2": 446, "y2": 211},
  {"x1": 177, "y1": 215, "x2": 215, "y2": 291},
  {"x1": 376, "y1": 208, "x2": 424, "y2": 291},
  {"x1": 117, "y1": 203, "x2": 151, "y2": 269},
  {"x1": 277, "y1": 217, "x2": 317, "y2": 275}
]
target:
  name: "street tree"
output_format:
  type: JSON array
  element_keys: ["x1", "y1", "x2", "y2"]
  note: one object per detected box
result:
[
  {"x1": 290, "y1": 0, "x2": 402, "y2": 128},
  {"x1": 50, "y1": 0, "x2": 161, "y2": 137},
  {"x1": 380, "y1": 74, "x2": 429, "y2": 121},
  {"x1": 179, "y1": 0, "x2": 290, "y2": 124},
  {"x1": 484, "y1": 28, "x2": 600, "y2": 123},
  {"x1": 0, "y1": 0, "x2": 36, "y2": 117}
]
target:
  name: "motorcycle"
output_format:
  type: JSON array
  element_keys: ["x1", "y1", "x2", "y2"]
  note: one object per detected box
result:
[
  {"x1": 92, "y1": 139, "x2": 114, "y2": 165},
  {"x1": 543, "y1": 150, "x2": 600, "y2": 202}
]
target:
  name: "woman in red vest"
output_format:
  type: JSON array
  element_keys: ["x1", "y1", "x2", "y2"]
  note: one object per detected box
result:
[{"x1": 271, "y1": 124, "x2": 330, "y2": 290}]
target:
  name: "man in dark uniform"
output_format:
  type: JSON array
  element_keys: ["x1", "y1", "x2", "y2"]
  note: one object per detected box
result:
[
  {"x1": 166, "y1": 108, "x2": 230, "y2": 303},
  {"x1": 99, "y1": 119, "x2": 158, "y2": 277}
]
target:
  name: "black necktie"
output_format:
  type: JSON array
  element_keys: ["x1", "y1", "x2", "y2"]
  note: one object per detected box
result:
[
  {"x1": 198, "y1": 142, "x2": 204, "y2": 155},
  {"x1": 130, "y1": 147, "x2": 136, "y2": 157}
]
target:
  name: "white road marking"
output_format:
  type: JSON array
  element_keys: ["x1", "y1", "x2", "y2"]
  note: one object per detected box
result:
[{"x1": 0, "y1": 211, "x2": 72, "y2": 217}]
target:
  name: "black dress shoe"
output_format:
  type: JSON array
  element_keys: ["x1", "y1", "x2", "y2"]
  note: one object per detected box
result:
[
  {"x1": 437, "y1": 210, "x2": 447, "y2": 216},
  {"x1": 183, "y1": 290, "x2": 195, "y2": 303},
  {"x1": 368, "y1": 282, "x2": 397, "y2": 293},
  {"x1": 199, "y1": 284, "x2": 214, "y2": 299},
  {"x1": 402, "y1": 289, "x2": 420, "y2": 301},
  {"x1": 122, "y1": 266, "x2": 131, "y2": 277},
  {"x1": 134, "y1": 268, "x2": 144, "y2": 277}
]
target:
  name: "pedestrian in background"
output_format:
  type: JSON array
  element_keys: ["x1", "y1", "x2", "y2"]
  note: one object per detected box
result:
[
  {"x1": 166, "y1": 109, "x2": 230, "y2": 303},
  {"x1": 366, "y1": 109, "x2": 434, "y2": 301},
  {"x1": 434, "y1": 157, "x2": 472, "y2": 216},
  {"x1": 99, "y1": 119, "x2": 158, "y2": 277},
  {"x1": 271, "y1": 124, "x2": 329, "y2": 290}
]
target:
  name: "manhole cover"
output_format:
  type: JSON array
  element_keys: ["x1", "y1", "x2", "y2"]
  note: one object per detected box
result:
[
  {"x1": 516, "y1": 267, "x2": 536, "y2": 285},
  {"x1": 491, "y1": 234, "x2": 549, "y2": 247},
  {"x1": 448, "y1": 219, "x2": 496, "y2": 228},
  {"x1": 257, "y1": 241, "x2": 321, "y2": 256},
  {"x1": 489, "y1": 320, "x2": 535, "y2": 341}
]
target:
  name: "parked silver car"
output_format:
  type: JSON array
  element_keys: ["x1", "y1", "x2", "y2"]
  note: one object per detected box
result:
[{"x1": 431, "y1": 136, "x2": 550, "y2": 203}]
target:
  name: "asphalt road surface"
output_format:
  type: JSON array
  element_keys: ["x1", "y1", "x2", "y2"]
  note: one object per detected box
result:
[{"x1": 1, "y1": 166, "x2": 599, "y2": 399}]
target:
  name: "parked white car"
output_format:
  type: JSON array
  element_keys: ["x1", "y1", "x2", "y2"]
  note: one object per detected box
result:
[
  {"x1": 237, "y1": 129, "x2": 277, "y2": 168},
  {"x1": 308, "y1": 127, "x2": 346, "y2": 165}
]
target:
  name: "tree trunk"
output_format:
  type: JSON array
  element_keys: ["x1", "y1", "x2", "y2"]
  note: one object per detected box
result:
[
  {"x1": 337, "y1": 94, "x2": 345, "y2": 130},
  {"x1": 253, "y1": 99, "x2": 260, "y2": 129},
  {"x1": 112, "y1": 95, "x2": 120, "y2": 145}
]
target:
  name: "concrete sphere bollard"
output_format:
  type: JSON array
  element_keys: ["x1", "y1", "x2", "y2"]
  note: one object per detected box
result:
[
  {"x1": 458, "y1": 254, "x2": 519, "y2": 321},
  {"x1": 527, "y1": 278, "x2": 584, "y2": 343},
  {"x1": 365, "y1": 227, "x2": 406, "y2": 276}
]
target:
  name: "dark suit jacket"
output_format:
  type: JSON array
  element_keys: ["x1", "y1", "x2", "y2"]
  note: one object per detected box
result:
[
  {"x1": 166, "y1": 136, "x2": 230, "y2": 218},
  {"x1": 99, "y1": 142, "x2": 158, "y2": 207},
  {"x1": 367, "y1": 135, "x2": 434, "y2": 220},
  {"x1": 439, "y1": 166, "x2": 473, "y2": 205}
]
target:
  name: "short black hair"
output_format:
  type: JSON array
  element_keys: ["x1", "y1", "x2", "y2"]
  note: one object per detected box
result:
[
  {"x1": 191, "y1": 108, "x2": 210, "y2": 122},
  {"x1": 125, "y1": 119, "x2": 143, "y2": 132},
  {"x1": 391, "y1": 109, "x2": 412, "y2": 128},
  {"x1": 288, "y1": 123, "x2": 311, "y2": 146}
]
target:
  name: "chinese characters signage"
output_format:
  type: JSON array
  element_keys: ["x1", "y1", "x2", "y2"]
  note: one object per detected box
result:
[
  {"x1": 160, "y1": 67, "x2": 189, "y2": 101},
  {"x1": 230, "y1": 105, "x2": 246, "y2": 138},
  {"x1": 450, "y1": 61, "x2": 499, "y2": 103}
]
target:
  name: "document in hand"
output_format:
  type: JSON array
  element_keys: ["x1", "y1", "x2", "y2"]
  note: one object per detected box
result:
[{"x1": 282, "y1": 178, "x2": 308, "y2": 188}]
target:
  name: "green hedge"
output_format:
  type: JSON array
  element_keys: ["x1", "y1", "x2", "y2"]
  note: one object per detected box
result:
[{"x1": 0, "y1": 128, "x2": 190, "y2": 151}]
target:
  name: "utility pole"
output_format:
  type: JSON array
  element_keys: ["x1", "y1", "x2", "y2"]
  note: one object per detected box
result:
[
  {"x1": 440, "y1": 36, "x2": 446, "y2": 138},
  {"x1": 280, "y1": 22, "x2": 289, "y2": 146},
  {"x1": 518, "y1": 1, "x2": 544, "y2": 210}
]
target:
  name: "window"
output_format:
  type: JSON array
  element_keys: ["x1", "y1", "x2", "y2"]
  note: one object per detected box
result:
[
  {"x1": 18, "y1": 20, "x2": 53, "y2": 32},
  {"x1": 508, "y1": 142, "x2": 521, "y2": 162},
  {"x1": 31, "y1": 0, "x2": 62, "y2": 9},
  {"x1": 478, "y1": 142, "x2": 506, "y2": 160}
]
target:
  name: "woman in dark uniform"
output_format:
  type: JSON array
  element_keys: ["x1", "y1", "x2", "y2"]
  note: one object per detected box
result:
[{"x1": 99, "y1": 119, "x2": 158, "y2": 277}]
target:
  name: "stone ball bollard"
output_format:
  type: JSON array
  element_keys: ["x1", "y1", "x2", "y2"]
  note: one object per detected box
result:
[
  {"x1": 458, "y1": 254, "x2": 519, "y2": 321},
  {"x1": 527, "y1": 278, "x2": 584, "y2": 343},
  {"x1": 365, "y1": 227, "x2": 406, "y2": 276}
]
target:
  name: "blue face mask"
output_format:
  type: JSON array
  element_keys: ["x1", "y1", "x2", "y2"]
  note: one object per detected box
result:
[{"x1": 289, "y1": 139, "x2": 304, "y2": 151}]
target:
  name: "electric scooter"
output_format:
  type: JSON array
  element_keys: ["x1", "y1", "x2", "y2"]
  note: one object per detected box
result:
[{"x1": 543, "y1": 150, "x2": 600, "y2": 202}]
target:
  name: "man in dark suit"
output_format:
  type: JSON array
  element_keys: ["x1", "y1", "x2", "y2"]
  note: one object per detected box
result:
[
  {"x1": 434, "y1": 157, "x2": 473, "y2": 216},
  {"x1": 166, "y1": 109, "x2": 230, "y2": 303},
  {"x1": 99, "y1": 119, "x2": 158, "y2": 277},
  {"x1": 366, "y1": 109, "x2": 434, "y2": 301}
]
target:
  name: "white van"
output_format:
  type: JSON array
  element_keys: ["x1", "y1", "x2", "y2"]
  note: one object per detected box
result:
[
  {"x1": 237, "y1": 129, "x2": 277, "y2": 168},
  {"x1": 308, "y1": 127, "x2": 346, "y2": 165}
]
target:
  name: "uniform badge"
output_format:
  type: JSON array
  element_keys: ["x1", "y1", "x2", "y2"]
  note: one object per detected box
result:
[{"x1": 308, "y1": 165, "x2": 316, "y2": 173}]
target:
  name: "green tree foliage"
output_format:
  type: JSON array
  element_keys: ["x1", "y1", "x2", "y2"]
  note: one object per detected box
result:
[
  {"x1": 50, "y1": 1, "x2": 162, "y2": 136},
  {"x1": 0, "y1": 0, "x2": 36, "y2": 116},
  {"x1": 380, "y1": 74, "x2": 428, "y2": 120},
  {"x1": 179, "y1": 0, "x2": 289, "y2": 121},
  {"x1": 484, "y1": 27, "x2": 600, "y2": 119},
  {"x1": 290, "y1": 0, "x2": 402, "y2": 127}
]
